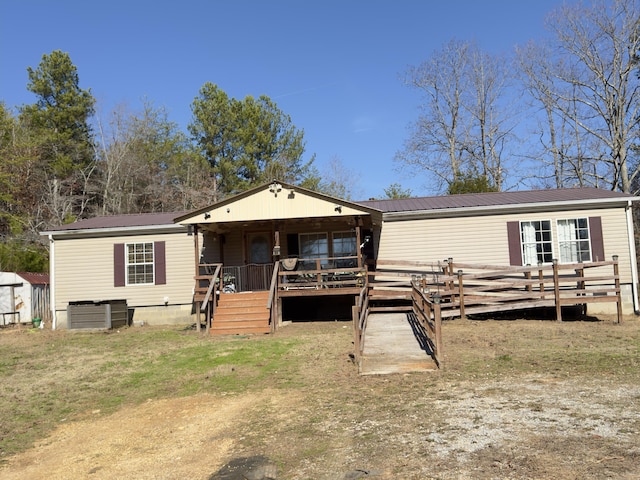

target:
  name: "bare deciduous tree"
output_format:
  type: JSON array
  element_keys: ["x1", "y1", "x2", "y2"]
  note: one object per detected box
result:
[
  {"x1": 396, "y1": 39, "x2": 516, "y2": 192},
  {"x1": 519, "y1": 0, "x2": 640, "y2": 193}
]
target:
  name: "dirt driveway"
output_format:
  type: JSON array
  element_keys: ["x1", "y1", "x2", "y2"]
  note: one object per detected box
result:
[{"x1": 2, "y1": 318, "x2": 639, "y2": 479}]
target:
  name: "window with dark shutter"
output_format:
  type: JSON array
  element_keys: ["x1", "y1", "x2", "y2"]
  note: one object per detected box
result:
[
  {"x1": 154, "y1": 241, "x2": 166, "y2": 285},
  {"x1": 589, "y1": 216, "x2": 605, "y2": 261},
  {"x1": 506, "y1": 221, "x2": 522, "y2": 266},
  {"x1": 114, "y1": 243, "x2": 125, "y2": 287}
]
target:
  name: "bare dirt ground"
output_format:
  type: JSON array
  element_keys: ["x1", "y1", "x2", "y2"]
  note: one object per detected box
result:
[{"x1": 2, "y1": 316, "x2": 640, "y2": 479}]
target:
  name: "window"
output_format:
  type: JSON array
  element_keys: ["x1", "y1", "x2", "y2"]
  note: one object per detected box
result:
[
  {"x1": 332, "y1": 231, "x2": 356, "y2": 257},
  {"x1": 520, "y1": 220, "x2": 553, "y2": 265},
  {"x1": 299, "y1": 233, "x2": 328, "y2": 267},
  {"x1": 332, "y1": 231, "x2": 357, "y2": 267},
  {"x1": 126, "y1": 242, "x2": 154, "y2": 285},
  {"x1": 508, "y1": 217, "x2": 603, "y2": 266},
  {"x1": 557, "y1": 218, "x2": 591, "y2": 263}
]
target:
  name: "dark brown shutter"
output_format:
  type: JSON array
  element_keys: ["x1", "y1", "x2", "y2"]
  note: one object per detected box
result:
[
  {"x1": 589, "y1": 216, "x2": 605, "y2": 262},
  {"x1": 507, "y1": 221, "x2": 522, "y2": 266},
  {"x1": 154, "y1": 241, "x2": 166, "y2": 285},
  {"x1": 114, "y1": 243, "x2": 125, "y2": 287}
]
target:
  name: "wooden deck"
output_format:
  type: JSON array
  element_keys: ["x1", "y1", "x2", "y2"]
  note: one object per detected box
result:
[{"x1": 359, "y1": 312, "x2": 438, "y2": 375}]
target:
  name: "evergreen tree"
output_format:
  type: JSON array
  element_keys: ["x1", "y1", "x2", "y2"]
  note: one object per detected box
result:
[{"x1": 21, "y1": 50, "x2": 95, "y2": 179}]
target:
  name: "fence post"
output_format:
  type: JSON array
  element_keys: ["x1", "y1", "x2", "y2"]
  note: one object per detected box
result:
[
  {"x1": 613, "y1": 255, "x2": 622, "y2": 323},
  {"x1": 525, "y1": 265, "x2": 532, "y2": 292},
  {"x1": 538, "y1": 261, "x2": 545, "y2": 298},
  {"x1": 447, "y1": 257, "x2": 454, "y2": 293},
  {"x1": 457, "y1": 270, "x2": 465, "y2": 320},
  {"x1": 576, "y1": 265, "x2": 585, "y2": 292},
  {"x1": 432, "y1": 294, "x2": 443, "y2": 367},
  {"x1": 553, "y1": 259, "x2": 562, "y2": 321}
]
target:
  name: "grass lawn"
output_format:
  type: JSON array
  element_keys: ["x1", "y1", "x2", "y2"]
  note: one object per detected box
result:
[{"x1": 1, "y1": 316, "x2": 639, "y2": 479}]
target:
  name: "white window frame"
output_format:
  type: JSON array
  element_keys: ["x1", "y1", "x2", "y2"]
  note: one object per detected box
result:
[
  {"x1": 557, "y1": 217, "x2": 592, "y2": 263},
  {"x1": 520, "y1": 220, "x2": 553, "y2": 265},
  {"x1": 126, "y1": 242, "x2": 155, "y2": 285}
]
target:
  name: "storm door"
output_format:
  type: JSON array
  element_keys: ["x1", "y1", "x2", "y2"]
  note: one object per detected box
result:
[{"x1": 248, "y1": 232, "x2": 271, "y2": 264}]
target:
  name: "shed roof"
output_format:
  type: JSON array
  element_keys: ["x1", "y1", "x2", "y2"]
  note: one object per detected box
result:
[
  {"x1": 360, "y1": 188, "x2": 637, "y2": 213},
  {"x1": 17, "y1": 272, "x2": 50, "y2": 285}
]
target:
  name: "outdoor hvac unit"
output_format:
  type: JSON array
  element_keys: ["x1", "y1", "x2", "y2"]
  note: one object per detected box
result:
[{"x1": 67, "y1": 300, "x2": 128, "y2": 329}]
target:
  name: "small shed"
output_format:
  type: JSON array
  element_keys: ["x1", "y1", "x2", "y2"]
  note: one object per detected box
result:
[{"x1": 0, "y1": 272, "x2": 50, "y2": 326}]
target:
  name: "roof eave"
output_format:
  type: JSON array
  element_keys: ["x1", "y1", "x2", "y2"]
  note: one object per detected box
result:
[
  {"x1": 41, "y1": 223, "x2": 188, "y2": 239},
  {"x1": 382, "y1": 197, "x2": 640, "y2": 221}
]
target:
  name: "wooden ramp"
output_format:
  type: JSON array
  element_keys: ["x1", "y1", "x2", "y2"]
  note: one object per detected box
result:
[{"x1": 359, "y1": 312, "x2": 438, "y2": 375}]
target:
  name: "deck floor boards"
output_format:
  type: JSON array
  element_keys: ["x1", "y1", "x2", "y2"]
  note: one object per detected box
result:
[{"x1": 360, "y1": 312, "x2": 437, "y2": 375}]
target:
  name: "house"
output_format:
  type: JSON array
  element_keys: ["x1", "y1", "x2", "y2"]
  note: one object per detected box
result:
[
  {"x1": 360, "y1": 187, "x2": 640, "y2": 315},
  {"x1": 41, "y1": 212, "x2": 193, "y2": 329},
  {"x1": 0, "y1": 271, "x2": 50, "y2": 326},
  {"x1": 42, "y1": 182, "x2": 639, "y2": 330}
]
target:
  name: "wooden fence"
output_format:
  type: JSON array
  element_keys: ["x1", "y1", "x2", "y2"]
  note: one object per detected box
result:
[
  {"x1": 410, "y1": 285, "x2": 443, "y2": 367},
  {"x1": 413, "y1": 257, "x2": 623, "y2": 323}
]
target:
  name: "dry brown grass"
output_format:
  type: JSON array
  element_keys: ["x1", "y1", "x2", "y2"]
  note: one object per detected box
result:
[{"x1": 1, "y1": 315, "x2": 639, "y2": 479}]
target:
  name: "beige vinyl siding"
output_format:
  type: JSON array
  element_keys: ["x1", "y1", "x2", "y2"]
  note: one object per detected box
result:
[
  {"x1": 377, "y1": 206, "x2": 633, "y2": 283},
  {"x1": 54, "y1": 231, "x2": 194, "y2": 310}
]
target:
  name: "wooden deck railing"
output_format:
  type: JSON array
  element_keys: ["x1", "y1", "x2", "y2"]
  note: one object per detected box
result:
[
  {"x1": 352, "y1": 285, "x2": 370, "y2": 362},
  {"x1": 278, "y1": 256, "x2": 366, "y2": 291},
  {"x1": 195, "y1": 263, "x2": 222, "y2": 333},
  {"x1": 411, "y1": 283, "x2": 443, "y2": 367},
  {"x1": 426, "y1": 257, "x2": 623, "y2": 323},
  {"x1": 267, "y1": 262, "x2": 280, "y2": 333},
  {"x1": 221, "y1": 263, "x2": 274, "y2": 292}
]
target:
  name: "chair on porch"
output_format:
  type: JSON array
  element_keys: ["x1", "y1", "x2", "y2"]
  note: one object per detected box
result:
[{"x1": 281, "y1": 257, "x2": 299, "y2": 285}]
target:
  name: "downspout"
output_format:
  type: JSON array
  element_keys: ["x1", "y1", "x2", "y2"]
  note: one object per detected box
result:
[
  {"x1": 625, "y1": 201, "x2": 640, "y2": 313},
  {"x1": 48, "y1": 234, "x2": 57, "y2": 330}
]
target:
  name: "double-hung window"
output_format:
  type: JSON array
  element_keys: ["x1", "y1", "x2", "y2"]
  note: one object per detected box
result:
[
  {"x1": 508, "y1": 217, "x2": 603, "y2": 266},
  {"x1": 520, "y1": 220, "x2": 553, "y2": 265},
  {"x1": 126, "y1": 242, "x2": 155, "y2": 285},
  {"x1": 114, "y1": 241, "x2": 165, "y2": 287},
  {"x1": 557, "y1": 218, "x2": 591, "y2": 263}
]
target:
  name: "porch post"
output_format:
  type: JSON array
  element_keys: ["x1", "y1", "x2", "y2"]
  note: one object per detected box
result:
[
  {"x1": 194, "y1": 225, "x2": 201, "y2": 332},
  {"x1": 355, "y1": 217, "x2": 363, "y2": 269},
  {"x1": 273, "y1": 224, "x2": 281, "y2": 259}
]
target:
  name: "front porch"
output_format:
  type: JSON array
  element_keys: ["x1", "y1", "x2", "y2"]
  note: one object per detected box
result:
[
  {"x1": 193, "y1": 255, "x2": 369, "y2": 334},
  {"x1": 173, "y1": 182, "x2": 382, "y2": 335}
]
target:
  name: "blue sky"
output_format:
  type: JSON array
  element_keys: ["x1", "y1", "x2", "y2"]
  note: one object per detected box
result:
[{"x1": 1, "y1": 0, "x2": 563, "y2": 200}]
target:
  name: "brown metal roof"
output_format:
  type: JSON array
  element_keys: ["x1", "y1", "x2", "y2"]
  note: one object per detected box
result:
[
  {"x1": 42, "y1": 188, "x2": 635, "y2": 234},
  {"x1": 45, "y1": 211, "x2": 188, "y2": 232},
  {"x1": 17, "y1": 272, "x2": 50, "y2": 285},
  {"x1": 359, "y1": 188, "x2": 636, "y2": 213}
]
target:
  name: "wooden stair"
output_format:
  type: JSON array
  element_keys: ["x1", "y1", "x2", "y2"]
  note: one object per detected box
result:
[{"x1": 211, "y1": 291, "x2": 271, "y2": 336}]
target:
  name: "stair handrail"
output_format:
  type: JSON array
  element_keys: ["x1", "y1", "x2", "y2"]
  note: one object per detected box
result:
[
  {"x1": 267, "y1": 261, "x2": 280, "y2": 332},
  {"x1": 201, "y1": 264, "x2": 222, "y2": 313}
]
